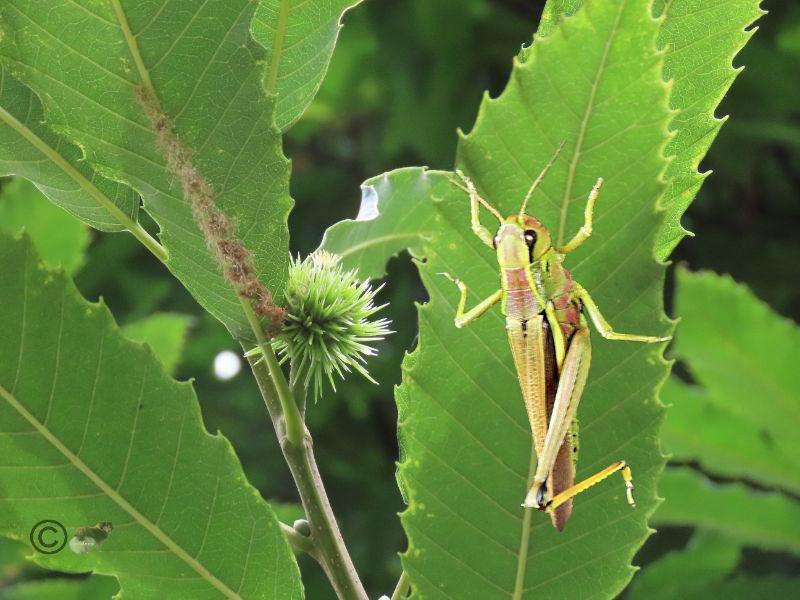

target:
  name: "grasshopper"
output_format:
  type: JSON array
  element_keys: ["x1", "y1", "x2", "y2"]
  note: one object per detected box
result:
[{"x1": 442, "y1": 145, "x2": 669, "y2": 530}]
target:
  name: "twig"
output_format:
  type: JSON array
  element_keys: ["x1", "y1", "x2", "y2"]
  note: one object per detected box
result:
[
  {"x1": 248, "y1": 354, "x2": 367, "y2": 600},
  {"x1": 240, "y1": 298, "x2": 304, "y2": 447}
]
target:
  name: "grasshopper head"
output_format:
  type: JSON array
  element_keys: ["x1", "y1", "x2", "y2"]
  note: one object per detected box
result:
[{"x1": 494, "y1": 215, "x2": 551, "y2": 268}]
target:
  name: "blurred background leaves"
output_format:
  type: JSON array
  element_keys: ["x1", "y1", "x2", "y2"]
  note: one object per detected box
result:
[
  {"x1": 643, "y1": 268, "x2": 800, "y2": 597},
  {"x1": 1, "y1": 0, "x2": 798, "y2": 598},
  {"x1": 0, "y1": 179, "x2": 89, "y2": 274}
]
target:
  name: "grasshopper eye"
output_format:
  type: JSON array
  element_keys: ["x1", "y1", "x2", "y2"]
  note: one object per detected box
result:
[
  {"x1": 524, "y1": 230, "x2": 537, "y2": 246},
  {"x1": 492, "y1": 235, "x2": 499, "y2": 249}
]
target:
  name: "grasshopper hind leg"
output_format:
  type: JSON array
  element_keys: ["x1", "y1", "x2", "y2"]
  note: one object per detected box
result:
[
  {"x1": 524, "y1": 327, "x2": 591, "y2": 517},
  {"x1": 523, "y1": 325, "x2": 636, "y2": 523},
  {"x1": 515, "y1": 317, "x2": 577, "y2": 530},
  {"x1": 546, "y1": 433, "x2": 576, "y2": 530},
  {"x1": 545, "y1": 461, "x2": 636, "y2": 513}
]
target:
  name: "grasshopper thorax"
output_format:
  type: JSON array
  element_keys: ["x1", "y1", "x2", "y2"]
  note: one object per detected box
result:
[{"x1": 493, "y1": 215, "x2": 552, "y2": 268}]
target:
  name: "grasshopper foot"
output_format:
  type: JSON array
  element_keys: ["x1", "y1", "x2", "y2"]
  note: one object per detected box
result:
[
  {"x1": 522, "y1": 480, "x2": 549, "y2": 511},
  {"x1": 447, "y1": 170, "x2": 471, "y2": 194},
  {"x1": 437, "y1": 272, "x2": 465, "y2": 290}
]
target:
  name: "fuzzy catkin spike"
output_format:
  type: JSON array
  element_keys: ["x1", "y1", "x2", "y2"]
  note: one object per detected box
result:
[
  {"x1": 134, "y1": 85, "x2": 284, "y2": 334},
  {"x1": 270, "y1": 251, "x2": 393, "y2": 401}
]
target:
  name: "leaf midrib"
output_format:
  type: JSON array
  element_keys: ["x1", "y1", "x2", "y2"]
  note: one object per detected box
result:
[
  {"x1": 265, "y1": 0, "x2": 291, "y2": 94},
  {"x1": 517, "y1": 2, "x2": 628, "y2": 594},
  {"x1": 0, "y1": 383, "x2": 242, "y2": 599},
  {"x1": 557, "y1": 0, "x2": 625, "y2": 246},
  {"x1": 0, "y1": 105, "x2": 149, "y2": 246},
  {"x1": 111, "y1": 0, "x2": 154, "y2": 92},
  {"x1": 336, "y1": 232, "x2": 433, "y2": 259}
]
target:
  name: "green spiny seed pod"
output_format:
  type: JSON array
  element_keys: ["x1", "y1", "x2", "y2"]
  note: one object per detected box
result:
[{"x1": 273, "y1": 251, "x2": 392, "y2": 401}]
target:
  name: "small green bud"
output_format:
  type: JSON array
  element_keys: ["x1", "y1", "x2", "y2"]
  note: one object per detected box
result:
[
  {"x1": 272, "y1": 251, "x2": 392, "y2": 401},
  {"x1": 292, "y1": 519, "x2": 311, "y2": 537}
]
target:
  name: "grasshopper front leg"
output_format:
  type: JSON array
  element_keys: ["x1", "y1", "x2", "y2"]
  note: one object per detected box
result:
[
  {"x1": 440, "y1": 273, "x2": 502, "y2": 328},
  {"x1": 576, "y1": 284, "x2": 671, "y2": 343},
  {"x1": 450, "y1": 170, "x2": 503, "y2": 248},
  {"x1": 555, "y1": 177, "x2": 603, "y2": 254}
]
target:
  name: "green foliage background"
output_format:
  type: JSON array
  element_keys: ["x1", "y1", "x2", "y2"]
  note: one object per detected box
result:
[{"x1": 1, "y1": 0, "x2": 799, "y2": 598}]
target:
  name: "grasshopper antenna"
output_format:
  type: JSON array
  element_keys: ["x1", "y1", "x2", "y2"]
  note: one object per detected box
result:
[{"x1": 519, "y1": 140, "x2": 565, "y2": 218}]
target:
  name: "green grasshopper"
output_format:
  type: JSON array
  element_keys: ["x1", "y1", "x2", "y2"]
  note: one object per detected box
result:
[{"x1": 443, "y1": 145, "x2": 669, "y2": 530}]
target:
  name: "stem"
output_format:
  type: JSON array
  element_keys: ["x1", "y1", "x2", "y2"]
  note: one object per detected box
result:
[
  {"x1": 262, "y1": 346, "x2": 304, "y2": 446},
  {"x1": 289, "y1": 362, "x2": 307, "y2": 419},
  {"x1": 239, "y1": 297, "x2": 304, "y2": 447},
  {"x1": 248, "y1": 355, "x2": 368, "y2": 600},
  {"x1": 390, "y1": 571, "x2": 411, "y2": 600}
]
